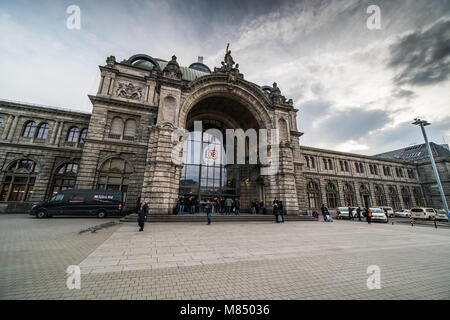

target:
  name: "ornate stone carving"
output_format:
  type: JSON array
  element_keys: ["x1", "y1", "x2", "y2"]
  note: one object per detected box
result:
[
  {"x1": 214, "y1": 44, "x2": 240, "y2": 74},
  {"x1": 269, "y1": 82, "x2": 288, "y2": 104},
  {"x1": 162, "y1": 55, "x2": 183, "y2": 80},
  {"x1": 106, "y1": 56, "x2": 116, "y2": 67},
  {"x1": 116, "y1": 82, "x2": 143, "y2": 100}
]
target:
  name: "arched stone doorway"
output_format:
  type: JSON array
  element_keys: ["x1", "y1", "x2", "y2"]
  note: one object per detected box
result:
[{"x1": 179, "y1": 96, "x2": 264, "y2": 212}]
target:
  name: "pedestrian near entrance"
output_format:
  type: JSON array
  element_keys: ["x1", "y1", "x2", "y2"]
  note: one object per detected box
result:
[
  {"x1": 178, "y1": 197, "x2": 185, "y2": 215},
  {"x1": 136, "y1": 195, "x2": 141, "y2": 214},
  {"x1": 234, "y1": 198, "x2": 240, "y2": 215},
  {"x1": 348, "y1": 206, "x2": 353, "y2": 220},
  {"x1": 225, "y1": 197, "x2": 233, "y2": 215},
  {"x1": 365, "y1": 207, "x2": 372, "y2": 224},
  {"x1": 205, "y1": 199, "x2": 213, "y2": 225},
  {"x1": 320, "y1": 204, "x2": 329, "y2": 222},
  {"x1": 356, "y1": 206, "x2": 362, "y2": 221},
  {"x1": 137, "y1": 200, "x2": 148, "y2": 232},
  {"x1": 189, "y1": 197, "x2": 196, "y2": 215},
  {"x1": 279, "y1": 201, "x2": 285, "y2": 223}
]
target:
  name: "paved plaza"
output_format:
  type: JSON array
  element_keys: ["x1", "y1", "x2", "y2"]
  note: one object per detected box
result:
[{"x1": 1, "y1": 214, "x2": 450, "y2": 300}]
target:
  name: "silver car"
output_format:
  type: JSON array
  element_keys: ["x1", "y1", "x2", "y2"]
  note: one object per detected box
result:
[
  {"x1": 369, "y1": 208, "x2": 388, "y2": 223},
  {"x1": 394, "y1": 209, "x2": 411, "y2": 218}
]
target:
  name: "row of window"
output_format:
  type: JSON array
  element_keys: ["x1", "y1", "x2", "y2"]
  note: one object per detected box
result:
[
  {"x1": 306, "y1": 180, "x2": 424, "y2": 209},
  {"x1": 21, "y1": 121, "x2": 88, "y2": 143},
  {"x1": 0, "y1": 158, "x2": 131, "y2": 202},
  {"x1": 304, "y1": 155, "x2": 416, "y2": 179}
]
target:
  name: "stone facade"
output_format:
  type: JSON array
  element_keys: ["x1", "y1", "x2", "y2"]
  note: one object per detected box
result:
[{"x1": 0, "y1": 50, "x2": 446, "y2": 214}]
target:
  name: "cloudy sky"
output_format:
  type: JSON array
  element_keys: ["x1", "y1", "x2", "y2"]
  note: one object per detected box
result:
[{"x1": 0, "y1": 0, "x2": 449, "y2": 154}]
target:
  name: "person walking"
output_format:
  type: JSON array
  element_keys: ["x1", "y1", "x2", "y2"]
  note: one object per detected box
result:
[
  {"x1": 137, "y1": 200, "x2": 148, "y2": 232},
  {"x1": 234, "y1": 197, "x2": 240, "y2": 215},
  {"x1": 279, "y1": 201, "x2": 285, "y2": 223},
  {"x1": 189, "y1": 197, "x2": 196, "y2": 214},
  {"x1": 273, "y1": 200, "x2": 280, "y2": 223},
  {"x1": 348, "y1": 206, "x2": 353, "y2": 221},
  {"x1": 178, "y1": 197, "x2": 185, "y2": 215},
  {"x1": 320, "y1": 204, "x2": 329, "y2": 222},
  {"x1": 356, "y1": 206, "x2": 362, "y2": 221},
  {"x1": 225, "y1": 197, "x2": 233, "y2": 216},
  {"x1": 251, "y1": 200, "x2": 257, "y2": 214},
  {"x1": 205, "y1": 199, "x2": 213, "y2": 225},
  {"x1": 365, "y1": 207, "x2": 372, "y2": 224}
]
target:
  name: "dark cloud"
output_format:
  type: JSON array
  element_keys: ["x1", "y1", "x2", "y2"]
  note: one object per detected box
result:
[
  {"x1": 301, "y1": 104, "x2": 391, "y2": 145},
  {"x1": 388, "y1": 19, "x2": 450, "y2": 86}
]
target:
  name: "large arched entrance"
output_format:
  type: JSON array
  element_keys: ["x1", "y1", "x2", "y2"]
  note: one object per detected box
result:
[{"x1": 179, "y1": 96, "x2": 264, "y2": 212}]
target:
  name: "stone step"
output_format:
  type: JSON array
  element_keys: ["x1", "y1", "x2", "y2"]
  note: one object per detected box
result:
[{"x1": 120, "y1": 214, "x2": 317, "y2": 223}]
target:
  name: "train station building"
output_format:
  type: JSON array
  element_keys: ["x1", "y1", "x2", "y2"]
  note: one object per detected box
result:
[{"x1": 0, "y1": 49, "x2": 448, "y2": 214}]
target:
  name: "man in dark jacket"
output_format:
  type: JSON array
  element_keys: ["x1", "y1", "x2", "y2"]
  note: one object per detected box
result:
[
  {"x1": 234, "y1": 198, "x2": 240, "y2": 215},
  {"x1": 356, "y1": 206, "x2": 362, "y2": 221},
  {"x1": 279, "y1": 201, "x2": 285, "y2": 223},
  {"x1": 136, "y1": 195, "x2": 141, "y2": 214},
  {"x1": 138, "y1": 200, "x2": 148, "y2": 232}
]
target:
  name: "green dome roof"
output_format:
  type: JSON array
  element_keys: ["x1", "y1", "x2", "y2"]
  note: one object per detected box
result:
[{"x1": 131, "y1": 58, "x2": 210, "y2": 82}]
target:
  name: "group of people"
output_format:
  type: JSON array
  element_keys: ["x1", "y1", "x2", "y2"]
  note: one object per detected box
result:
[
  {"x1": 176, "y1": 196, "x2": 241, "y2": 216},
  {"x1": 250, "y1": 199, "x2": 266, "y2": 214},
  {"x1": 316, "y1": 204, "x2": 373, "y2": 224},
  {"x1": 273, "y1": 198, "x2": 285, "y2": 223},
  {"x1": 135, "y1": 195, "x2": 288, "y2": 229}
]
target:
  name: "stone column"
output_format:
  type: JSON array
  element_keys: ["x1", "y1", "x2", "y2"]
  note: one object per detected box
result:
[
  {"x1": 55, "y1": 121, "x2": 64, "y2": 146},
  {"x1": 7, "y1": 116, "x2": 19, "y2": 141},
  {"x1": 1, "y1": 115, "x2": 13, "y2": 140},
  {"x1": 275, "y1": 141, "x2": 299, "y2": 215},
  {"x1": 141, "y1": 123, "x2": 182, "y2": 214}
]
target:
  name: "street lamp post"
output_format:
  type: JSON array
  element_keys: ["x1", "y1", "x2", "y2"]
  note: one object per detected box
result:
[{"x1": 412, "y1": 118, "x2": 449, "y2": 215}]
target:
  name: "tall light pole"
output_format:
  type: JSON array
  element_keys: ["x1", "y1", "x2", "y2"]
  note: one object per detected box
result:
[{"x1": 412, "y1": 118, "x2": 449, "y2": 215}]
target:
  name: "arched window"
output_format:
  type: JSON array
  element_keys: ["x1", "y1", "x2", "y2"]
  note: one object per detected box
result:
[
  {"x1": 343, "y1": 183, "x2": 356, "y2": 206},
  {"x1": 67, "y1": 127, "x2": 80, "y2": 142},
  {"x1": 23, "y1": 121, "x2": 37, "y2": 138},
  {"x1": 79, "y1": 128, "x2": 88, "y2": 144},
  {"x1": 374, "y1": 185, "x2": 387, "y2": 206},
  {"x1": 401, "y1": 187, "x2": 411, "y2": 208},
  {"x1": 51, "y1": 163, "x2": 78, "y2": 195},
  {"x1": 413, "y1": 187, "x2": 424, "y2": 207},
  {"x1": 304, "y1": 156, "x2": 310, "y2": 168},
  {"x1": 97, "y1": 158, "x2": 133, "y2": 202},
  {"x1": 110, "y1": 117, "x2": 124, "y2": 139},
  {"x1": 326, "y1": 182, "x2": 339, "y2": 208},
  {"x1": 0, "y1": 159, "x2": 39, "y2": 202},
  {"x1": 123, "y1": 119, "x2": 136, "y2": 140},
  {"x1": 307, "y1": 181, "x2": 320, "y2": 209},
  {"x1": 36, "y1": 123, "x2": 50, "y2": 139},
  {"x1": 389, "y1": 186, "x2": 401, "y2": 210},
  {"x1": 360, "y1": 185, "x2": 371, "y2": 207}
]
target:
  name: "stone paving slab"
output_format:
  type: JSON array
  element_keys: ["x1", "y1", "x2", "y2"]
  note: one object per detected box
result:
[{"x1": 1, "y1": 215, "x2": 450, "y2": 300}]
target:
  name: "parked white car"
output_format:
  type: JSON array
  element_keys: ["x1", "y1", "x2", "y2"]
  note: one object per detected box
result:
[
  {"x1": 394, "y1": 209, "x2": 411, "y2": 218},
  {"x1": 435, "y1": 209, "x2": 449, "y2": 222},
  {"x1": 379, "y1": 206, "x2": 394, "y2": 218},
  {"x1": 336, "y1": 207, "x2": 359, "y2": 219},
  {"x1": 410, "y1": 208, "x2": 437, "y2": 220},
  {"x1": 369, "y1": 208, "x2": 388, "y2": 223}
]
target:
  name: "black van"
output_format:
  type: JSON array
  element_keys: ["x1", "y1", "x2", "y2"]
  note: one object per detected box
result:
[{"x1": 29, "y1": 189, "x2": 123, "y2": 218}]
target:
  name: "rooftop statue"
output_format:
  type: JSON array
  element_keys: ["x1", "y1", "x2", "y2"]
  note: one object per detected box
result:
[{"x1": 215, "y1": 43, "x2": 240, "y2": 74}]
